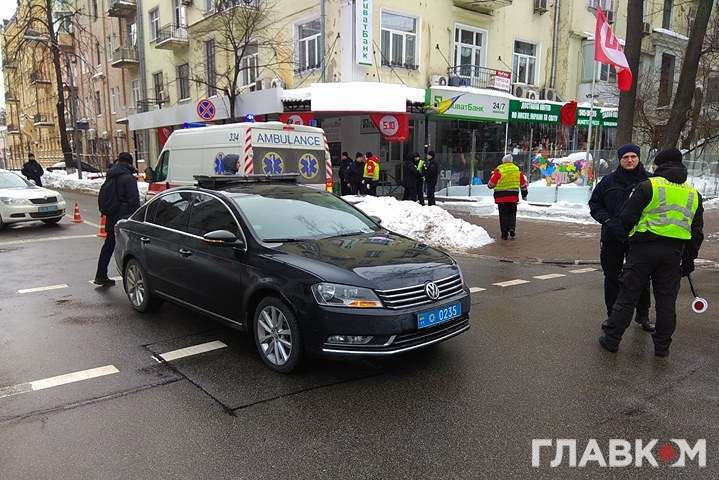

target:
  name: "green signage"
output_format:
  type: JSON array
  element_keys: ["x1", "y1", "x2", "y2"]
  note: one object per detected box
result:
[
  {"x1": 425, "y1": 87, "x2": 509, "y2": 122},
  {"x1": 508, "y1": 100, "x2": 561, "y2": 124},
  {"x1": 602, "y1": 109, "x2": 618, "y2": 128},
  {"x1": 576, "y1": 107, "x2": 602, "y2": 127}
]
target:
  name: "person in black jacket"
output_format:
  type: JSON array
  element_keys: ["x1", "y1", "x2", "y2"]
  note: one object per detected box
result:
[
  {"x1": 402, "y1": 153, "x2": 418, "y2": 201},
  {"x1": 21, "y1": 153, "x2": 44, "y2": 186},
  {"x1": 94, "y1": 152, "x2": 140, "y2": 286},
  {"x1": 338, "y1": 152, "x2": 352, "y2": 196},
  {"x1": 348, "y1": 152, "x2": 364, "y2": 195},
  {"x1": 424, "y1": 150, "x2": 439, "y2": 206},
  {"x1": 589, "y1": 144, "x2": 653, "y2": 331}
]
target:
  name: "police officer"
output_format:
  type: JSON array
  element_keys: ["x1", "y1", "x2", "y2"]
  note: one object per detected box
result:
[
  {"x1": 589, "y1": 144, "x2": 653, "y2": 332},
  {"x1": 599, "y1": 148, "x2": 704, "y2": 357},
  {"x1": 487, "y1": 154, "x2": 528, "y2": 240},
  {"x1": 415, "y1": 153, "x2": 426, "y2": 205}
]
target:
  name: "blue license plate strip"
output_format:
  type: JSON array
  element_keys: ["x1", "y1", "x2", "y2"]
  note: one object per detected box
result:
[
  {"x1": 417, "y1": 303, "x2": 462, "y2": 329},
  {"x1": 38, "y1": 206, "x2": 55, "y2": 212}
]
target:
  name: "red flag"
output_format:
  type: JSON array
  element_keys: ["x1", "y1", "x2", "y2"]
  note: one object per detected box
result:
[
  {"x1": 369, "y1": 113, "x2": 409, "y2": 143},
  {"x1": 560, "y1": 101, "x2": 578, "y2": 126},
  {"x1": 594, "y1": 8, "x2": 633, "y2": 92}
]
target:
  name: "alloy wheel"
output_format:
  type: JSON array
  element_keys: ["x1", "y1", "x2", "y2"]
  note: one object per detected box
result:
[
  {"x1": 125, "y1": 263, "x2": 145, "y2": 308},
  {"x1": 256, "y1": 305, "x2": 293, "y2": 366}
]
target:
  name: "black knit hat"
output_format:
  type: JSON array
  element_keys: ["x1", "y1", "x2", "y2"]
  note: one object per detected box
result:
[
  {"x1": 654, "y1": 148, "x2": 683, "y2": 166},
  {"x1": 117, "y1": 152, "x2": 133, "y2": 164},
  {"x1": 617, "y1": 144, "x2": 640, "y2": 159}
]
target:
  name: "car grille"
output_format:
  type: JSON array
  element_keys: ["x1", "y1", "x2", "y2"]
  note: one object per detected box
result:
[
  {"x1": 29, "y1": 197, "x2": 57, "y2": 204},
  {"x1": 376, "y1": 274, "x2": 464, "y2": 310},
  {"x1": 29, "y1": 210, "x2": 62, "y2": 218},
  {"x1": 392, "y1": 318, "x2": 469, "y2": 348}
]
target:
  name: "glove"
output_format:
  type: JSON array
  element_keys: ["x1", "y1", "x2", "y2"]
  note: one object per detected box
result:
[
  {"x1": 605, "y1": 218, "x2": 627, "y2": 242},
  {"x1": 681, "y1": 258, "x2": 695, "y2": 277}
]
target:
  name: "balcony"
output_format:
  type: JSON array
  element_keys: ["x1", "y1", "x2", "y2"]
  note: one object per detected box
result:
[
  {"x1": 453, "y1": 0, "x2": 512, "y2": 14},
  {"x1": 108, "y1": 0, "x2": 136, "y2": 17},
  {"x1": 7, "y1": 124, "x2": 20, "y2": 134},
  {"x1": 34, "y1": 114, "x2": 54, "y2": 127},
  {"x1": 2, "y1": 60, "x2": 17, "y2": 70},
  {"x1": 58, "y1": 32, "x2": 74, "y2": 53},
  {"x1": 446, "y1": 65, "x2": 512, "y2": 92},
  {"x1": 154, "y1": 24, "x2": 188, "y2": 50},
  {"x1": 30, "y1": 71, "x2": 52, "y2": 86},
  {"x1": 5, "y1": 91, "x2": 19, "y2": 103},
  {"x1": 111, "y1": 47, "x2": 139, "y2": 68}
]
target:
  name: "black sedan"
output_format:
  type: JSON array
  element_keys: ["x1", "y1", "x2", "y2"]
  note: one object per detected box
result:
[{"x1": 115, "y1": 176, "x2": 470, "y2": 373}]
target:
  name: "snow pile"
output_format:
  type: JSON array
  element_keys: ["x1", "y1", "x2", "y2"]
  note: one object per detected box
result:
[
  {"x1": 43, "y1": 170, "x2": 149, "y2": 196},
  {"x1": 443, "y1": 197, "x2": 595, "y2": 224},
  {"x1": 347, "y1": 195, "x2": 493, "y2": 252},
  {"x1": 704, "y1": 197, "x2": 719, "y2": 210}
]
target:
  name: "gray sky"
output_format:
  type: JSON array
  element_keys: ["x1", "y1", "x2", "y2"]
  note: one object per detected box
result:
[{"x1": 1, "y1": 2, "x2": 20, "y2": 107}]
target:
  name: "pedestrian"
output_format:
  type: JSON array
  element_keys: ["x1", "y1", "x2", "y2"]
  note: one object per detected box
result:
[
  {"x1": 415, "y1": 153, "x2": 426, "y2": 205},
  {"x1": 599, "y1": 148, "x2": 704, "y2": 357},
  {"x1": 424, "y1": 150, "x2": 439, "y2": 206},
  {"x1": 362, "y1": 151, "x2": 380, "y2": 196},
  {"x1": 487, "y1": 154, "x2": 528, "y2": 240},
  {"x1": 221, "y1": 154, "x2": 240, "y2": 175},
  {"x1": 21, "y1": 153, "x2": 44, "y2": 187},
  {"x1": 589, "y1": 144, "x2": 653, "y2": 332},
  {"x1": 349, "y1": 152, "x2": 364, "y2": 195},
  {"x1": 339, "y1": 152, "x2": 353, "y2": 196},
  {"x1": 402, "y1": 153, "x2": 418, "y2": 201},
  {"x1": 94, "y1": 152, "x2": 141, "y2": 286}
]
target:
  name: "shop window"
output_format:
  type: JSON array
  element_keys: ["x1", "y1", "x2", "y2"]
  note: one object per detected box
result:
[
  {"x1": 296, "y1": 18, "x2": 320, "y2": 72},
  {"x1": 380, "y1": 11, "x2": 418, "y2": 69},
  {"x1": 512, "y1": 40, "x2": 537, "y2": 85},
  {"x1": 658, "y1": 52, "x2": 675, "y2": 107},
  {"x1": 454, "y1": 25, "x2": 486, "y2": 77}
]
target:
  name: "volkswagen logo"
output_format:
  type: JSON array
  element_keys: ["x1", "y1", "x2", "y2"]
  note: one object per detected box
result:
[{"x1": 425, "y1": 282, "x2": 440, "y2": 300}]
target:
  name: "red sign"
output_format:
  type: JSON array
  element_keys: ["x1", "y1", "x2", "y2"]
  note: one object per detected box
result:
[
  {"x1": 369, "y1": 113, "x2": 409, "y2": 143},
  {"x1": 279, "y1": 112, "x2": 314, "y2": 126},
  {"x1": 156, "y1": 126, "x2": 173, "y2": 149},
  {"x1": 196, "y1": 98, "x2": 216, "y2": 121}
]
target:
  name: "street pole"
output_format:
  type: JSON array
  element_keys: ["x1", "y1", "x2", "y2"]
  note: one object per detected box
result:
[
  {"x1": 503, "y1": 121, "x2": 509, "y2": 154},
  {"x1": 65, "y1": 55, "x2": 82, "y2": 180},
  {"x1": 585, "y1": 60, "x2": 596, "y2": 189},
  {"x1": 319, "y1": 0, "x2": 326, "y2": 83}
]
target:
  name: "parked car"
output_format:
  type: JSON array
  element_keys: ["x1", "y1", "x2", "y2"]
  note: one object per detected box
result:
[
  {"x1": 47, "y1": 161, "x2": 102, "y2": 173},
  {"x1": 115, "y1": 176, "x2": 470, "y2": 373},
  {"x1": 0, "y1": 169, "x2": 66, "y2": 229}
]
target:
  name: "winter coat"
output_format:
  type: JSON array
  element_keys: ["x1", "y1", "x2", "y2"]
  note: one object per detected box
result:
[
  {"x1": 348, "y1": 160, "x2": 364, "y2": 189},
  {"x1": 403, "y1": 158, "x2": 418, "y2": 188},
  {"x1": 589, "y1": 163, "x2": 649, "y2": 243},
  {"x1": 424, "y1": 159, "x2": 439, "y2": 189},
  {"x1": 339, "y1": 157, "x2": 352, "y2": 182},
  {"x1": 21, "y1": 160, "x2": 44, "y2": 185},
  {"x1": 487, "y1": 164, "x2": 529, "y2": 204},
  {"x1": 101, "y1": 163, "x2": 141, "y2": 220}
]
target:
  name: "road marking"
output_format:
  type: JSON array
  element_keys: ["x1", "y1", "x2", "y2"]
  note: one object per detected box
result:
[
  {"x1": 493, "y1": 279, "x2": 530, "y2": 287},
  {"x1": 569, "y1": 268, "x2": 597, "y2": 274},
  {"x1": 158, "y1": 341, "x2": 228, "y2": 362},
  {"x1": 18, "y1": 284, "x2": 68, "y2": 294},
  {"x1": 469, "y1": 287, "x2": 486, "y2": 293},
  {"x1": 533, "y1": 273, "x2": 567, "y2": 280},
  {"x1": 84, "y1": 220, "x2": 100, "y2": 229},
  {"x1": 0, "y1": 234, "x2": 97, "y2": 247},
  {"x1": 0, "y1": 365, "x2": 119, "y2": 400}
]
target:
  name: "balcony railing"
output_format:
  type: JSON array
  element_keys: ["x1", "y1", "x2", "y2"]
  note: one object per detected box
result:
[
  {"x1": 111, "y1": 47, "x2": 139, "y2": 68},
  {"x1": 447, "y1": 65, "x2": 512, "y2": 92},
  {"x1": 33, "y1": 114, "x2": 54, "y2": 126},
  {"x1": 108, "y1": 0, "x2": 136, "y2": 17},
  {"x1": 453, "y1": 0, "x2": 512, "y2": 13},
  {"x1": 154, "y1": 24, "x2": 188, "y2": 49},
  {"x1": 7, "y1": 124, "x2": 20, "y2": 134},
  {"x1": 30, "y1": 71, "x2": 52, "y2": 85},
  {"x1": 381, "y1": 60, "x2": 419, "y2": 70}
]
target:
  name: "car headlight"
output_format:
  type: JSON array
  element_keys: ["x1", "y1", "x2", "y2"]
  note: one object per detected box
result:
[
  {"x1": 311, "y1": 283, "x2": 383, "y2": 308},
  {"x1": 0, "y1": 197, "x2": 29, "y2": 205}
]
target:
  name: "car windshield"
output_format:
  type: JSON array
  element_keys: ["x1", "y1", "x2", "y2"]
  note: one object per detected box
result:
[
  {"x1": 0, "y1": 172, "x2": 31, "y2": 189},
  {"x1": 228, "y1": 189, "x2": 378, "y2": 242}
]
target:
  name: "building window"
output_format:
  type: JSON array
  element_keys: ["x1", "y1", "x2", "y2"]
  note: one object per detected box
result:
[
  {"x1": 658, "y1": 52, "x2": 675, "y2": 106},
  {"x1": 240, "y1": 42, "x2": 259, "y2": 88},
  {"x1": 131, "y1": 79, "x2": 140, "y2": 108},
  {"x1": 296, "y1": 18, "x2": 320, "y2": 72},
  {"x1": 581, "y1": 42, "x2": 616, "y2": 82},
  {"x1": 380, "y1": 11, "x2": 418, "y2": 69},
  {"x1": 173, "y1": 0, "x2": 187, "y2": 27},
  {"x1": 95, "y1": 90, "x2": 102, "y2": 116},
  {"x1": 662, "y1": 0, "x2": 673, "y2": 29},
  {"x1": 177, "y1": 64, "x2": 190, "y2": 100},
  {"x1": 95, "y1": 41, "x2": 101, "y2": 66},
  {"x1": 454, "y1": 25, "x2": 486, "y2": 76},
  {"x1": 153, "y1": 72, "x2": 164, "y2": 104},
  {"x1": 110, "y1": 87, "x2": 120, "y2": 113},
  {"x1": 129, "y1": 22, "x2": 137, "y2": 47},
  {"x1": 587, "y1": 0, "x2": 614, "y2": 10},
  {"x1": 512, "y1": 40, "x2": 537, "y2": 85},
  {"x1": 149, "y1": 9, "x2": 160, "y2": 41},
  {"x1": 107, "y1": 35, "x2": 114, "y2": 60},
  {"x1": 205, "y1": 39, "x2": 216, "y2": 96}
]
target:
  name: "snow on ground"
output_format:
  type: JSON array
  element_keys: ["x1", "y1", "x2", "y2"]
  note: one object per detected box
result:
[
  {"x1": 705, "y1": 197, "x2": 719, "y2": 210},
  {"x1": 43, "y1": 170, "x2": 149, "y2": 196},
  {"x1": 346, "y1": 195, "x2": 493, "y2": 252},
  {"x1": 440, "y1": 196, "x2": 595, "y2": 225}
]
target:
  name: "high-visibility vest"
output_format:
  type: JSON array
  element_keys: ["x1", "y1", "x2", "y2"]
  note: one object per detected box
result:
[
  {"x1": 495, "y1": 163, "x2": 520, "y2": 190},
  {"x1": 417, "y1": 159, "x2": 425, "y2": 174},
  {"x1": 364, "y1": 158, "x2": 380, "y2": 181},
  {"x1": 629, "y1": 177, "x2": 699, "y2": 240}
]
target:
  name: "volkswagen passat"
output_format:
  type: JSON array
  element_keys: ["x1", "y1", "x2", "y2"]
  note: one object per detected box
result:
[
  {"x1": 0, "y1": 169, "x2": 66, "y2": 229},
  {"x1": 115, "y1": 176, "x2": 470, "y2": 373}
]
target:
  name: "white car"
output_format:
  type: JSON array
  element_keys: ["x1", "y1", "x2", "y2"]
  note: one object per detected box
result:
[{"x1": 0, "y1": 169, "x2": 67, "y2": 229}]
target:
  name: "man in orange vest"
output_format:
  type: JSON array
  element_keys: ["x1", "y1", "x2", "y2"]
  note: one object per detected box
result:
[
  {"x1": 487, "y1": 154, "x2": 529, "y2": 240},
  {"x1": 362, "y1": 151, "x2": 380, "y2": 196}
]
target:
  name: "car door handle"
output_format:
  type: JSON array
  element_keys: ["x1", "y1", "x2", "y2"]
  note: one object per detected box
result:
[
  {"x1": 178, "y1": 248, "x2": 193, "y2": 257},
  {"x1": 140, "y1": 237, "x2": 151, "y2": 245}
]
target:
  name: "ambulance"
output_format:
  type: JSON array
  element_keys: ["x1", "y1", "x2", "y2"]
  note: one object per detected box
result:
[{"x1": 145, "y1": 121, "x2": 333, "y2": 198}]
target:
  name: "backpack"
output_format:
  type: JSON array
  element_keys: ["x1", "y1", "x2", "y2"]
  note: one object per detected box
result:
[{"x1": 98, "y1": 177, "x2": 121, "y2": 217}]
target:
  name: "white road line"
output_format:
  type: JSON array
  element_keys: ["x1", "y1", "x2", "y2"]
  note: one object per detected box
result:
[
  {"x1": 469, "y1": 287, "x2": 486, "y2": 293},
  {"x1": 0, "y1": 365, "x2": 119, "y2": 400},
  {"x1": 493, "y1": 279, "x2": 530, "y2": 288},
  {"x1": 0, "y1": 234, "x2": 97, "y2": 247},
  {"x1": 17, "y1": 284, "x2": 68, "y2": 294},
  {"x1": 533, "y1": 274, "x2": 567, "y2": 280},
  {"x1": 569, "y1": 268, "x2": 598, "y2": 274},
  {"x1": 158, "y1": 341, "x2": 228, "y2": 362},
  {"x1": 84, "y1": 220, "x2": 101, "y2": 229}
]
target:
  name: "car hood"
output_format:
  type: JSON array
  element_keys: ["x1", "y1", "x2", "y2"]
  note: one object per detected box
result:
[
  {"x1": 264, "y1": 231, "x2": 458, "y2": 290},
  {"x1": 0, "y1": 186, "x2": 62, "y2": 200}
]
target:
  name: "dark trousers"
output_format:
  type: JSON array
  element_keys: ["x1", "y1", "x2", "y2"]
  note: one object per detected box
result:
[
  {"x1": 604, "y1": 242, "x2": 683, "y2": 351},
  {"x1": 340, "y1": 179, "x2": 352, "y2": 196},
  {"x1": 426, "y1": 182, "x2": 436, "y2": 206},
  {"x1": 600, "y1": 241, "x2": 651, "y2": 318},
  {"x1": 402, "y1": 183, "x2": 417, "y2": 201},
  {"x1": 95, "y1": 217, "x2": 117, "y2": 280},
  {"x1": 416, "y1": 179, "x2": 425, "y2": 205},
  {"x1": 350, "y1": 181, "x2": 361, "y2": 195},
  {"x1": 497, "y1": 203, "x2": 517, "y2": 237}
]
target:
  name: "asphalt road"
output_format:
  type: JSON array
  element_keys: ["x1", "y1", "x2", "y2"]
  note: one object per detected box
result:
[{"x1": 0, "y1": 191, "x2": 717, "y2": 479}]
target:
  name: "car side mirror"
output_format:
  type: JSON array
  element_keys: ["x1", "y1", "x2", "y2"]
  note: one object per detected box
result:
[
  {"x1": 370, "y1": 215, "x2": 382, "y2": 224},
  {"x1": 203, "y1": 229, "x2": 245, "y2": 248}
]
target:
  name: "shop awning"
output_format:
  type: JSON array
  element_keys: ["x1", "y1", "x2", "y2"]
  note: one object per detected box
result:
[{"x1": 282, "y1": 82, "x2": 426, "y2": 113}]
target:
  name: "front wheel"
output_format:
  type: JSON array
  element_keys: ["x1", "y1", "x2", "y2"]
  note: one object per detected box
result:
[
  {"x1": 253, "y1": 297, "x2": 303, "y2": 373},
  {"x1": 124, "y1": 259, "x2": 162, "y2": 312}
]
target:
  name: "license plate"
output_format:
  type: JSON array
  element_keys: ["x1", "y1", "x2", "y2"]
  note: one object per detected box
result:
[
  {"x1": 417, "y1": 303, "x2": 462, "y2": 329},
  {"x1": 38, "y1": 205, "x2": 55, "y2": 212}
]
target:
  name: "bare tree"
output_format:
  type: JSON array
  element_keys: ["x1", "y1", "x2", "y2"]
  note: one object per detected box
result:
[
  {"x1": 615, "y1": 0, "x2": 644, "y2": 146},
  {"x1": 191, "y1": 0, "x2": 291, "y2": 122}
]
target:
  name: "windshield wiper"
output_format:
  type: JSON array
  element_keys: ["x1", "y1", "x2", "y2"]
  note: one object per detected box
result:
[
  {"x1": 262, "y1": 238, "x2": 307, "y2": 243},
  {"x1": 321, "y1": 231, "x2": 373, "y2": 239}
]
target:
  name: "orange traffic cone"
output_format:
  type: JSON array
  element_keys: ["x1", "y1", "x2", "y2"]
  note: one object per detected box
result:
[
  {"x1": 97, "y1": 215, "x2": 107, "y2": 238},
  {"x1": 72, "y1": 202, "x2": 83, "y2": 223}
]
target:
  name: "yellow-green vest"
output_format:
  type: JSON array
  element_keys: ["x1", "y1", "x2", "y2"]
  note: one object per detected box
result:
[
  {"x1": 363, "y1": 158, "x2": 380, "y2": 181},
  {"x1": 629, "y1": 177, "x2": 699, "y2": 240},
  {"x1": 495, "y1": 163, "x2": 520, "y2": 190}
]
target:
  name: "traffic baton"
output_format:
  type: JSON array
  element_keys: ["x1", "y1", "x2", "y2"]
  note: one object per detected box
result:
[{"x1": 688, "y1": 274, "x2": 708, "y2": 314}]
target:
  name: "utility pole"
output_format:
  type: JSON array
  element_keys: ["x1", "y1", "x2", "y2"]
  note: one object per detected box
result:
[{"x1": 65, "y1": 54, "x2": 82, "y2": 180}]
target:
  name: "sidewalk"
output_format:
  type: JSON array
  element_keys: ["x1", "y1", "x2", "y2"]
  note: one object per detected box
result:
[{"x1": 448, "y1": 205, "x2": 719, "y2": 265}]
